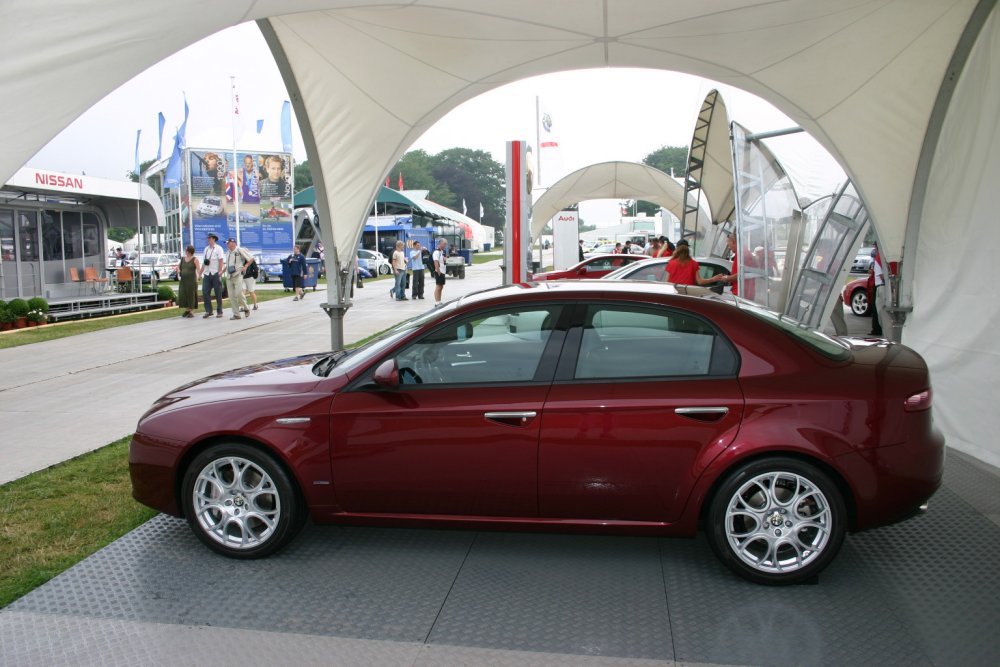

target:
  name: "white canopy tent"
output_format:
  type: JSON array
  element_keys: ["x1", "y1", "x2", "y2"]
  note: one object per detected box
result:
[
  {"x1": 2, "y1": 1, "x2": 999, "y2": 466},
  {"x1": 529, "y1": 161, "x2": 704, "y2": 242}
]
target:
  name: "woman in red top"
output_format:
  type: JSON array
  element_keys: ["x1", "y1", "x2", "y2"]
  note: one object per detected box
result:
[{"x1": 665, "y1": 241, "x2": 721, "y2": 287}]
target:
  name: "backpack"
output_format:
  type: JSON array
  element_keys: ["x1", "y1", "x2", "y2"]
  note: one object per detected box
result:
[{"x1": 245, "y1": 260, "x2": 259, "y2": 279}]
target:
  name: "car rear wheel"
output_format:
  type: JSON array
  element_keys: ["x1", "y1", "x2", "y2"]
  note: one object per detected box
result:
[
  {"x1": 378, "y1": 264, "x2": 391, "y2": 275},
  {"x1": 182, "y1": 444, "x2": 303, "y2": 558},
  {"x1": 706, "y1": 457, "x2": 846, "y2": 585},
  {"x1": 850, "y1": 288, "x2": 870, "y2": 316}
]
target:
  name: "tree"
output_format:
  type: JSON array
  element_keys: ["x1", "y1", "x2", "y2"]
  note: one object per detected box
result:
[
  {"x1": 642, "y1": 145, "x2": 688, "y2": 176},
  {"x1": 294, "y1": 160, "x2": 313, "y2": 190},
  {"x1": 634, "y1": 145, "x2": 689, "y2": 217},
  {"x1": 126, "y1": 159, "x2": 157, "y2": 184},
  {"x1": 431, "y1": 148, "x2": 505, "y2": 228}
]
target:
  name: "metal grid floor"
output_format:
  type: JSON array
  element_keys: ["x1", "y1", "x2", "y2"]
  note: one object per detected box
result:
[{"x1": 2, "y1": 448, "x2": 998, "y2": 667}]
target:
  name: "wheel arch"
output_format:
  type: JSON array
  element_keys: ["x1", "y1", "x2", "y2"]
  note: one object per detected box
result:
[
  {"x1": 173, "y1": 434, "x2": 307, "y2": 519},
  {"x1": 698, "y1": 449, "x2": 859, "y2": 532}
]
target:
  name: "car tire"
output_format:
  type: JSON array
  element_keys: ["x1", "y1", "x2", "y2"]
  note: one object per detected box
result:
[
  {"x1": 181, "y1": 443, "x2": 303, "y2": 559},
  {"x1": 850, "y1": 288, "x2": 870, "y2": 317},
  {"x1": 706, "y1": 457, "x2": 846, "y2": 585},
  {"x1": 378, "y1": 264, "x2": 391, "y2": 276}
]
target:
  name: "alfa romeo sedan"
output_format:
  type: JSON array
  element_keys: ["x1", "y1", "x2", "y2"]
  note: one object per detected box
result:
[{"x1": 130, "y1": 282, "x2": 943, "y2": 585}]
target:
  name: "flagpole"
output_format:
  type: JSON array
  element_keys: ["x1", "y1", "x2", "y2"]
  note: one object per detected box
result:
[
  {"x1": 535, "y1": 96, "x2": 541, "y2": 188},
  {"x1": 231, "y1": 76, "x2": 241, "y2": 247}
]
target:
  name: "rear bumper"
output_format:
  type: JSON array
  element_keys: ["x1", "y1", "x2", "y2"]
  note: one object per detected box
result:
[{"x1": 836, "y1": 427, "x2": 945, "y2": 530}]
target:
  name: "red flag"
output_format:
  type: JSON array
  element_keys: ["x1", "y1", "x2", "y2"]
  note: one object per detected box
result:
[
  {"x1": 385, "y1": 177, "x2": 390, "y2": 187},
  {"x1": 398, "y1": 172, "x2": 404, "y2": 190}
]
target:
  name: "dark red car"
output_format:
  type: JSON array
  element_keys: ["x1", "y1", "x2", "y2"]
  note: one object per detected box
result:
[
  {"x1": 530, "y1": 253, "x2": 649, "y2": 281},
  {"x1": 843, "y1": 273, "x2": 874, "y2": 316},
  {"x1": 130, "y1": 282, "x2": 943, "y2": 585}
]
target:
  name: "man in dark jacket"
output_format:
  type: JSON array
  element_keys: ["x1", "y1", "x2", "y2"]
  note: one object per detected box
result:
[{"x1": 287, "y1": 245, "x2": 307, "y2": 301}]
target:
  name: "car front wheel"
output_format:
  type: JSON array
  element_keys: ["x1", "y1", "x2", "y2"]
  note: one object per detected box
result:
[
  {"x1": 850, "y1": 288, "x2": 870, "y2": 316},
  {"x1": 181, "y1": 444, "x2": 303, "y2": 558},
  {"x1": 706, "y1": 457, "x2": 846, "y2": 585}
]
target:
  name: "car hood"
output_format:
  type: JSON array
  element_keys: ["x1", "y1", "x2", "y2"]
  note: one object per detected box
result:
[{"x1": 153, "y1": 353, "x2": 330, "y2": 411}]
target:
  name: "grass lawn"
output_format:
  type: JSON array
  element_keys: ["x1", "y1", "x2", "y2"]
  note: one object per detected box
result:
[
  {"x1": 0, "y1": 288, "x2": 295, "y2": 350},
  {"x1": 0, "y1": 437, "x2": 156, "y2": 609}
]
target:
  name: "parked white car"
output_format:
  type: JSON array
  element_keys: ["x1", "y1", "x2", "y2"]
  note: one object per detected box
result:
[
  {"x1": 196, "y1": 196, "x2": 224, "y2": 217},
  {"x1": 357, "y1": 248, "x2": 391, "y2": 275},
  {"x1": 138, "y1": 253, "x2": 180, "y2": 282}
]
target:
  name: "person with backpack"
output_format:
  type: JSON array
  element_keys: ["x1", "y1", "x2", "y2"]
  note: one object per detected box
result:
[{"x1": 242, "y1": 251, "x2": 260, "y2": 313}]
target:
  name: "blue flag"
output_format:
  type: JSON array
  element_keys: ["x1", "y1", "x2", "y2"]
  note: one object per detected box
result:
[
  {"x1": 280, "y1": 101, "x2": 292, "y2": 154},
  {"x1": 133, "y1": 129, "x2": 142, "y2": 175},
  {"x1": 256, "y1": 119, "x2": 264, "y2": 134},
  {"x1": 164, "y1": 95, "x2": 190, "y2": 188},
  {"x1": 156, "y1": 112, "x2": 166, "y2": 161}
]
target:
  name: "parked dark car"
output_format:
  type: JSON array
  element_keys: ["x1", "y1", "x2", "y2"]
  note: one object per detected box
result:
[
  {"x1": 257, "y1": 253, "x2": 286, "y2": 283},
  {"x1": 130, "y1": 282, "x2": 943, "y2": 585}
]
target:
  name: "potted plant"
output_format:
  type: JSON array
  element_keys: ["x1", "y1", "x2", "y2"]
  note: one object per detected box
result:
[
  {"x1": 0, "y1": 305, "x2": 14, "y2": 332},
  {"x1": 26, "y1": 309, "x2": 47, "y2": 326},
  {"x1": 7, "y1": 298, "x2": 29, "y2": 328},
  {"x1": 157, "y1": 285, "x2": 176, "y2": 306},
  {"x1": 27, "y1": 296, "x2": 49, "y2": 315}
]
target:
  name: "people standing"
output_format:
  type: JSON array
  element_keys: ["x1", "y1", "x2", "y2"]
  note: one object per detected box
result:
[
  {"x1": 409, "y1": 241, "x2": 426, "y2": 300},
  {"x1": 870, "y1": 247, "x2": 884, "y2": 336},
  {"x1": 199, "y1": 233, "x2": 225, "y2": 318},
  {"x1": 578, "y1": 239, "x2": 585, "y2": 262},
  {"x1": 224, "y1": 238, "x2": 253, "y2": 320},
  {"x1": 665, "y1": 240, "x2": 721, "y2": 287},
  {"x1": 432, "y1": 238, "x2": 447, "y2": 306},
  {"x1": 286, "y1": 245, "x2": 307, "y2": 301},
  {"x1": 242, "y1": 251, "x2": 260, "y2": 313},
  {"x1": 176, "y1": 245, "x2": 200, "y2": 318},
  {"x1": 391, "y1": 240, "x2": 408, "y2": 301}
]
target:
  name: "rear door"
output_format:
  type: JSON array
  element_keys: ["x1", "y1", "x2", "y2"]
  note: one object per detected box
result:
[{"x1": 538, "y1": 302, "x2": 743, "y2": 522}]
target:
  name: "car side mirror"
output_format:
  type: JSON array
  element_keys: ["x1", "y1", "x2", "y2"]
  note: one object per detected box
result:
[{"x1": 373, "y1": 358, "x2": 399, "y2": 389}]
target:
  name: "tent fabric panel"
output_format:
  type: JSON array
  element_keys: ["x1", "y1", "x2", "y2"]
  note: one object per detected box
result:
[
  {"x1": 529, "y1": 162, "x2": 695, "y2": 240},
  {"x1": 906, "y1": 5, "x2": 1000, "y2": 469}
]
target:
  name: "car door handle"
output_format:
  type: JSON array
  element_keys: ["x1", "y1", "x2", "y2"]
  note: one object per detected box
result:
[
  {"x1": 484, "y1": 411, "x2": 537, "y2": 426},
  {"x1": 674, "y1": 407, "x2": 729, "y2": 422}
]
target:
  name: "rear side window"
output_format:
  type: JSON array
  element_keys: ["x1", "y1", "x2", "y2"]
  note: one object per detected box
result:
[
  {"x1": 739, "y1": 301, "x2": 850, "y2": 360},
  {"x1": 573, "y1": 304, "x2": 737, "y2": 379}
]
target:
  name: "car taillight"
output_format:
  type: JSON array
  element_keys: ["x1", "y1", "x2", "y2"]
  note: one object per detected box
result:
[{"x1": 904, "y1": 389, "x2": 932, "y2": 412}]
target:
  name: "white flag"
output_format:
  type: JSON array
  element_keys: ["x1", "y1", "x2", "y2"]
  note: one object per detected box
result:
[
  {"x1": 479, "y1": 203, "x2": 484, "y2": 219},
  {"x1": 536, "y1": 98, "x2": 562, "y2": 188},
  {"x1": 462, "y1": 198, "x2": 468, "y2": 216},
  {"x1": 538, "y1": 105, "x2": 558, "y2": 149}
]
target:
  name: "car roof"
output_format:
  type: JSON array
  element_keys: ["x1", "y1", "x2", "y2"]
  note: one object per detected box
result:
[{"x1": 449, "y1": 279, "x2": 736, "y2": 311}]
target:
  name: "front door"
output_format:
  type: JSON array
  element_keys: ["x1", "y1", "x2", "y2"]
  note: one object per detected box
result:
[{"x1": 329, "y1": 304, "x2": 565, "y2": 518}]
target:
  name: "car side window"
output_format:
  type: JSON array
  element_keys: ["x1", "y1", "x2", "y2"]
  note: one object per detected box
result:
[
  {"x1": 699, "y1": 263, "x2": 730, "y2": 280},
  {"x1": 623, "y1": 264, "x2": 667, "y2": 282},
  {"x1": 395, "y1": 306, "x2": 561, "y2": 385},
  {"x1": 574, "y1": 304, "x2": 734, "y2": 379}
]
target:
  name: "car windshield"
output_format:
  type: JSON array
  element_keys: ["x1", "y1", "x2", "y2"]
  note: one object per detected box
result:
[
  {"x1": 739, "y1": 300, "x2": 850, "y2": 360},
  {"x1": 139, "y1": 256, "x2": 156, "y2": 265},
  {"x1": 314, "y1": 301, "x2": 460, "y2": 376}
]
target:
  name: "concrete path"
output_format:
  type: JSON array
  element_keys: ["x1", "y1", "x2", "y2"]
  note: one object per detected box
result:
[{"x1": 0, "y1": 260, "x2": 504, "y2": 484}]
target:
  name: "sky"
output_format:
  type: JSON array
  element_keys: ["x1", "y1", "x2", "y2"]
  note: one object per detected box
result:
[{"x1": 28, "y1": 22, "x2": 844, "y2": 227}]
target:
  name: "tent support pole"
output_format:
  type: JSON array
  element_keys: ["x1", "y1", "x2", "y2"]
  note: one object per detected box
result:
[{"x1": 320, "y1": 302, "x2": 346, "y2": 351}]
